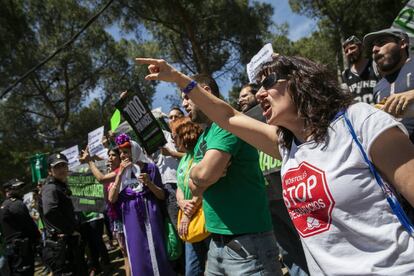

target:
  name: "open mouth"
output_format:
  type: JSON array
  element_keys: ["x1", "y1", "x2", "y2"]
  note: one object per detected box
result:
[{"x1": 261, "y1": 101, "x2": 271, "y2": 118}]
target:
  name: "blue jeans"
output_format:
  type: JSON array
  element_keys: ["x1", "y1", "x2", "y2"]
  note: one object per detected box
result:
[
  {"x1": 185, "y1": 238, "x2": 210, "y2": 276},
  {"x1": 269, "y1": 199, "x2": 309, "y2": 276},
  {"x1": 206, "y1": 231, "x2": 282, "y2": 276}
]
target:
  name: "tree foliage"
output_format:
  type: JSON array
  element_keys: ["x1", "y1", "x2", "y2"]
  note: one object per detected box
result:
[
  {"x1": 0, "y1": 0, "x2": 157, "y2": 183},
  {"x1": 114, "y1": 0, "x2": 273, "y2": 78}
]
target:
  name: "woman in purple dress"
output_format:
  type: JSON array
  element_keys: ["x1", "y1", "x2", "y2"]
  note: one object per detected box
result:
[{"x1": 108, "y1": 134, "x2": 174, "y2": 276}]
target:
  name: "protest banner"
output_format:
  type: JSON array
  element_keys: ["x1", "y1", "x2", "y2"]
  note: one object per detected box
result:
[
  {"x1": 115, "y1": 92, "x2": 166, "y2": 155},
  {"x1": 67, "y1": 171, "x2": 105, "y2": 212}
]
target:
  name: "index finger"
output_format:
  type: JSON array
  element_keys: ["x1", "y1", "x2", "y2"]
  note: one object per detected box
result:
[{"x1": 135, "y1": 58, "x2": 160, "y2": 65}]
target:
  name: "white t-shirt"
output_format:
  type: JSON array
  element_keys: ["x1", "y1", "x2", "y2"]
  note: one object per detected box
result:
[
  {"x1": 153, "y1": 130, "x2": 179, "y2": 184},
  {"x1": 280, "y1": 103, "x2": 414, "y2": 275}
]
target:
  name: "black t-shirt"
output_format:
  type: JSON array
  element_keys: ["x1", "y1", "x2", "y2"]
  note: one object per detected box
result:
[{"x1": 342, "y1": 59, "x2": 379, "y2": 105}]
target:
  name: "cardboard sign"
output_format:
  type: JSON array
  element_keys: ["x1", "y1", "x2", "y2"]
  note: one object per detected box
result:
[
  {"x1": 115, "y1": 92, "x2": 166, "y2": 155},
  {"x1": 67, "y1": 172, "x2": 105, "y2": 212},
  {"x1": 88, "y1": 126, "x2": 107, "y2": 159},
  {"x1": 61, "y1": 145, "x2": 81, "y2": 171},
  {"x1": 247, "y1": 43, "x2": 274, "y2": 84}
]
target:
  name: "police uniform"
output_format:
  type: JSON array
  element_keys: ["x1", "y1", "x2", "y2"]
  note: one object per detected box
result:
[
  {"x1": 0, "y1": 178, "x2": 40, "y2": 275},
  {"x1": 38, "y1": 153, "x2": 86, "y2": 275}
]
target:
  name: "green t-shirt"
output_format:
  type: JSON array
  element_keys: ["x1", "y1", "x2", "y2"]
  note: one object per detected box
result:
[
  {"x1": 177, "y1": 152, "x2": 195, "y2": 200},
  {"x1": 194, "y1": 123, "x2": 272, "y2": 235}
]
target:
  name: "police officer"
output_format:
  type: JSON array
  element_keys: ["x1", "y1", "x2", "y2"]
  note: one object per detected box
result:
[
  {"x1": 39, "y1": 153, "x2": 87, "y2": 275},
  {"x1": 0, "y1": 178, "x2": 40, "y2": 275}
]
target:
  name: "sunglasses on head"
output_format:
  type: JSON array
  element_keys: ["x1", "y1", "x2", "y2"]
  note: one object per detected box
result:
[{"x1": 261, "y1": 73, "x2": 283, "y2": 90}]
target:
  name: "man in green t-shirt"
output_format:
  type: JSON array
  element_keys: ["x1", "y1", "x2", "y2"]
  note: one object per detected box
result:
[{"x1": 182, "y1": 74, "x2": 282, "y2": 275}]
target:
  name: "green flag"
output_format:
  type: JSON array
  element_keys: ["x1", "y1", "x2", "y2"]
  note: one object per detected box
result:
[{"x1": 110, "y1": 109, "x2": 121, "y2": 131}]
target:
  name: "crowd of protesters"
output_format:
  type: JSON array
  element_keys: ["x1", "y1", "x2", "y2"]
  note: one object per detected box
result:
[{"x1": 1, "y1": 26, "x2": 414, "y2": 276}]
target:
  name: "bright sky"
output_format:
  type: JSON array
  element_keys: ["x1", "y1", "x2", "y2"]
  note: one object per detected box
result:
[{"x1": 107, "y1": 0, "x2": 317, "y2": 114}]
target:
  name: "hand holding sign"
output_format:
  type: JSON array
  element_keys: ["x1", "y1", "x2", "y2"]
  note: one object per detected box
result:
[{"x1": 79, "y1": 147, "x2": 92, "y2": 164}]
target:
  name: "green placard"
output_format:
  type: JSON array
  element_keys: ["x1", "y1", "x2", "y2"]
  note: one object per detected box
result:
[
  {"x1": 29, "y1": 153, "x2": 48, "y2": 184},
  {"x1": 110, "y1": 109, "x2": 122, "y2": 132},
  {"x1": 67, "y1": 172, "x2": 105, "y2": 212}
]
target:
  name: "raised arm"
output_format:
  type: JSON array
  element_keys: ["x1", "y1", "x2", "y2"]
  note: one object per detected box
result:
[
  {"x1": 135, "y1": 58, "x2": 281, "y2": 159},
  {"x1": 79, "y1": 148, "x2": 116, "y2": 184}
]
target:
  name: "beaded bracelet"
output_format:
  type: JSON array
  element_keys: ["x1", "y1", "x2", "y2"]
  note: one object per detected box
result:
[{"x1": 181, "y1": 80, "x2": 197, "y2": 95}]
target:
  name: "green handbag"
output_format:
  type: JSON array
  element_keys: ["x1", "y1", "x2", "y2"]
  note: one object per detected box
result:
[{"x1": 164, "y1": 217, "x2": 182, "y2": 260}]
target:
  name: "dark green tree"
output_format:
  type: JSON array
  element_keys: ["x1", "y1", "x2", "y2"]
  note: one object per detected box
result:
[
  {"x1": 289, "y1": 0, "x2": 407, "y2": 74},
  {"x1": 0, "y1": 0, "x2": 158, "y2": 183}
]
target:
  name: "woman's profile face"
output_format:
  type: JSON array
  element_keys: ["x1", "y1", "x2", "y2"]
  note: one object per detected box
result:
[
  {"x1": 256, "y1": 75, "x2": 297, "y2": 127},
  {"x1": 172, "y1": 132, "x2": 186, "y2": 152},
  {"x1": 108, "y1": 150, "x2": 121, "y2": 170},
  {"x1": 120, "y1": 147, "x2": 132, "y2": 162}
]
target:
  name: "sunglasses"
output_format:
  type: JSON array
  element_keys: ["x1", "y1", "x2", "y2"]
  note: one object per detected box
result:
[{"x1": 261, "y1": 73, "x2": 284, "y2": 90}]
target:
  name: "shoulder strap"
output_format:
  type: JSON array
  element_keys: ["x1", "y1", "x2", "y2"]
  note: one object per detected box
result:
[{"x1": 342, "y1": 111, "x2": 414, "y2": 236}]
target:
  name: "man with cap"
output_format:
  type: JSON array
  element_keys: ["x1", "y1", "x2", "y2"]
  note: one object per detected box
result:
[
  {"x1": 364, "y1": 28, "x2": 414, "y2": 142},
  {"x1": 39, "y1": 152, "x2": 87, "y2": 275},
  {"x1": 341, "y1": 35, "x2": 380, "y2": 104},
  {"x1": 0, "y1": 178, "x2": 40, "y2": 275}
]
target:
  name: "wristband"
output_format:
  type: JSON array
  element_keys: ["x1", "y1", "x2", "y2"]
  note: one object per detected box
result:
[{"x1": 181, "y1": 80, "x2": 197, "y2": 95}]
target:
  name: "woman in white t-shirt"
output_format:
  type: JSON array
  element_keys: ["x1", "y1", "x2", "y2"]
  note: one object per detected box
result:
[{"x1": 136, "y1": 55, "x2": 414, "y2": 275}]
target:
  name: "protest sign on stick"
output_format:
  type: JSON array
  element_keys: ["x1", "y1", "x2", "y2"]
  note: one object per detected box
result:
[{"x1": 115, "y1": 92, "x2": 166, "y2": 155}]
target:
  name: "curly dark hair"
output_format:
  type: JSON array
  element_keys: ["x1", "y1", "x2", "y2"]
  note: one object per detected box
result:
[
  {"x1": 170, "y1": 117, "x2": 203, "y2": 151},
  {"x1": 258, "y1": 55, "x2": 354, "y2": 148}
]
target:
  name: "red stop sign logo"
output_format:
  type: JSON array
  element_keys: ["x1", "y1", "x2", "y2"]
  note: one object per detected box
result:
[{"x1": 282, "y1": 162, "x2": 335, "y2": 238}]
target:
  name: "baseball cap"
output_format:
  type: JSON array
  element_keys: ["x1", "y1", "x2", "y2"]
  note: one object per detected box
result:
[
  {"x1": 342, "y1": 35, "x2": 362, "y2": 48},
  {"x1": 363, "y1": 28, "x2": 409, "y2": 49},
  {"x1": 3, "y1": 178, "x2": 25, "y2": 189},
  {"x1": 47, "y1": 153, "x2": 68, "y2": 167}
]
